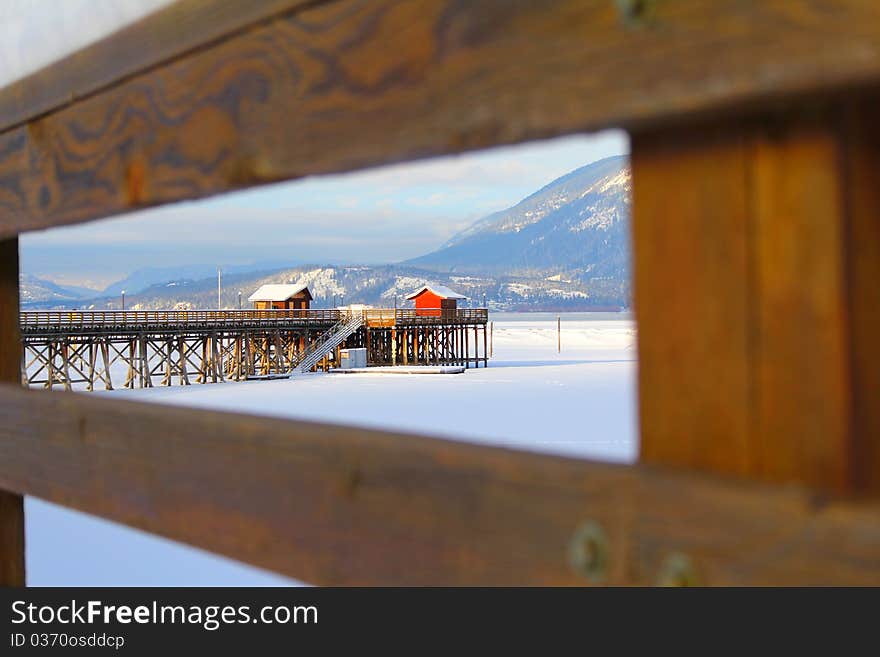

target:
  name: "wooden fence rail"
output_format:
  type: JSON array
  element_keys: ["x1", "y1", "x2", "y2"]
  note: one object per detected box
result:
[{"x1": 0, "y1": 384, "x2": 878, "y2": 586}]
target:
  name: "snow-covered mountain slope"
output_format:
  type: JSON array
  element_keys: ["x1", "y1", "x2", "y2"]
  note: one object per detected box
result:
[
  {"x1": 19, "y1": 274, "x2": 100, "y2": 304},
  {"x1": 407, "y1": 155, "x2": 630, "y2": 281}
]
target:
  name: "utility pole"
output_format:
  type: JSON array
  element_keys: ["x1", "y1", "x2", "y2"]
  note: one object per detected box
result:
[{"x1": 557, "y1": 315, "x2": 561, "y2": 353}]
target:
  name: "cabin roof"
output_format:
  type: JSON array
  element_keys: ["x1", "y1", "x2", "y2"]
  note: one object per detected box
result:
[
  {"x1": 405, "y1": 284, "x2": 467, "y2": 300},
  {"x1": 248, "y1": 283, "x2": 312, "y2": 302}
]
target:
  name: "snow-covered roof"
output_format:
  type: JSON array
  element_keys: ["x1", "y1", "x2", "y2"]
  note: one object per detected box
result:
[
  {"x1": 248, "y1": 283, "x2": 312, "y2": 302},
  {"x1": 405, "y1": 284, "x2": 467, "y2": 300}
]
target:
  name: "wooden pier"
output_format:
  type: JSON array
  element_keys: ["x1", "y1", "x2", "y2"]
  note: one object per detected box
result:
[{"x1": 20, "y1": 308, "x2": 489, "y2": 390}]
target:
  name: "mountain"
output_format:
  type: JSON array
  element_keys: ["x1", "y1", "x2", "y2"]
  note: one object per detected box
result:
[
  {"x1": 19, "y1": 274, "x2": 100, "y2": 304},
  {"x1": 407, "y1": 154, "x2": 630, "y2": 285}
]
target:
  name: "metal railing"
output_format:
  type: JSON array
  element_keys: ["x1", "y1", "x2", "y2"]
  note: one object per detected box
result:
[{"x1": 293, "y1": 313, "x2": 365, "y2": 373}]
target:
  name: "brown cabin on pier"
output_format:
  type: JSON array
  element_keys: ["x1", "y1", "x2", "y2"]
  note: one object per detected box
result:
[
  {"x1": 406, "y1": 284, "x2": 466, "y2": 317},
  {"x1": 248, "y1": 283, "x2": 312, "y2": 310}
]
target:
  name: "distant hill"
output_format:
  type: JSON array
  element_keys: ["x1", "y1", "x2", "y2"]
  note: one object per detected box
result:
[
  {"x1": 101, "y1": 261, "x2": 297, "y2": 296},
  {"x1": 19, "y1": 274, "x2": 100, "y2": 304}
]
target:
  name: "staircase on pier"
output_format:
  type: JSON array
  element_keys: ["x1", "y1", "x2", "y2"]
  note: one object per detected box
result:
[{"x1": 292, "y1": 312, "x2": 364, "y2": 373}]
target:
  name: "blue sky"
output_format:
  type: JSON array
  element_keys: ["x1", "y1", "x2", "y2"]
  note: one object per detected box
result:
[{"x1": 21, "y1": 131, "x2": 628, "y2": 288}]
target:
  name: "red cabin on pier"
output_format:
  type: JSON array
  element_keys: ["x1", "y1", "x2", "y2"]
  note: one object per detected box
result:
[{"x1": 406, "y1": 284, "x2": 466, "y2": 317}]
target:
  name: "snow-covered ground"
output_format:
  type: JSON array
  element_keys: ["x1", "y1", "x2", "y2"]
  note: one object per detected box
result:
[{"x1": 26, "y1": 313, "x2": 637, "y2": 585}]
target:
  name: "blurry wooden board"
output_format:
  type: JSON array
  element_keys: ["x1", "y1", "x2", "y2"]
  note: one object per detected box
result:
[
  {"x1": 0, "y1": 0, "x2": 318, "y2": 129},
  {"x1": 632, "y1": 126, "x2": 752, "y2": 476},
  {"x1": 5, "y1": 1, "x2": 880, "y2": 236},
  {"x1": 0, "y1": 239, "x2": 24, "y2": 585},
  {"x1": 0, "y1": 384, "x2": 878, "y2": 585},
  {"x1": 844, "y1": 100, "x2": 880, "y2": 494},
  {"x1": 634, "y1": 106, "x2": 880, "y2": 495},
  {"x1": 750, "y1": 118, "x2": 852, "y2": 490},
  {"x1": 0, "y1": 490, "x2": 24, "y2": 586}
]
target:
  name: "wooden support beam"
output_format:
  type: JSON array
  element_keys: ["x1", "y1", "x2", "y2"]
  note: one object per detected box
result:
[
  {"x1": 100, "y1": 340, "x2": 113, "y2": 390},
  {"x1": 0, "y1": 238, "x2": 24, "y2": 586},
  {"x1": 6, "y1": 1, "x2": 880, "y2": 237},
  {"x1": 633, "y1": 103, "x2": 880, "y2": 495}
]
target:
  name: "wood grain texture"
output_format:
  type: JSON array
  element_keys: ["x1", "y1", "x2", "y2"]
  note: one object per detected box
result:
[
  {"x1": 751, "y1": 118, "x2": 852, "y2": 490},
  {"x1": 5, "y1": 0, "x2": 880, "y2": 236},
  {"x1": 632, "y1": 126, "x2": 752, "y2": 476},
  {"x1": 0, "y1": 0, "x2": 320, "y2": 132},
  {"x1": 634, "y1": 106, "x2": 880, "y2": 495},
  {"x1": 0, "y1": 385, "x2": 878, "y2": 585},
  {"x1": 0, "y1": 238, "x2": 25, "y2": 586},
  {"x1": 843, "y1": 100, "x2": 880, "y2": 495}
]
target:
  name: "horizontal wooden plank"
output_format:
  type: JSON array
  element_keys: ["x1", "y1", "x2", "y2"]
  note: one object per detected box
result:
[
  {"x1": 0, "y1": 385, "x2": 878, "y2": 585},
  {"x1": 0, "y1": 0, "x2": 319, "y2": 132},
  {"x1": 4, "y1": 0, "x2": 880, "y2": 237}
]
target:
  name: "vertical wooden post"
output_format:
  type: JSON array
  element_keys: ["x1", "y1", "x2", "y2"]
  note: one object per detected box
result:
[
  {"x1": 632, "y1": 105, "x2": 880, "y2": 494},
  {"x1": 844, "y1": 100, "x2": 880, "y2": 493},
  {"x1": 474, "y1": 324, "x2": 479, "y2": 368},
  {"x1": 46, "y1": 342, "x2": 55, "y2": 389},
  {"x1": 557, "y1": 316, "x2": 561, "y2": 354},
  {"x1": 60, "y1": 341, "x2": 72, "y2": 391},
  {"x1": 86, "y1": 342, "x2": 96, "y2": 391},
  {"x1": 141, "y1": 336, "x2": 152, "y2": 387},
  {"x1": 162, "y1": 339, "x2": 172, "y2": 386},
  {"x1": 100, "y1": 340, "x2": 113, "y2": 390},
  {"x1": 0, "y1": 237, "x2": 25, "y2": 585},
  {"x1": 178, "y1": 336, "x2": 190, "y2": 385}
]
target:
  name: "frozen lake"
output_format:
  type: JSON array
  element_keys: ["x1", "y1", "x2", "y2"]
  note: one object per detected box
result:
[{"x1": 25, "y1": 313, "x2": 638, "y2": 585}]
